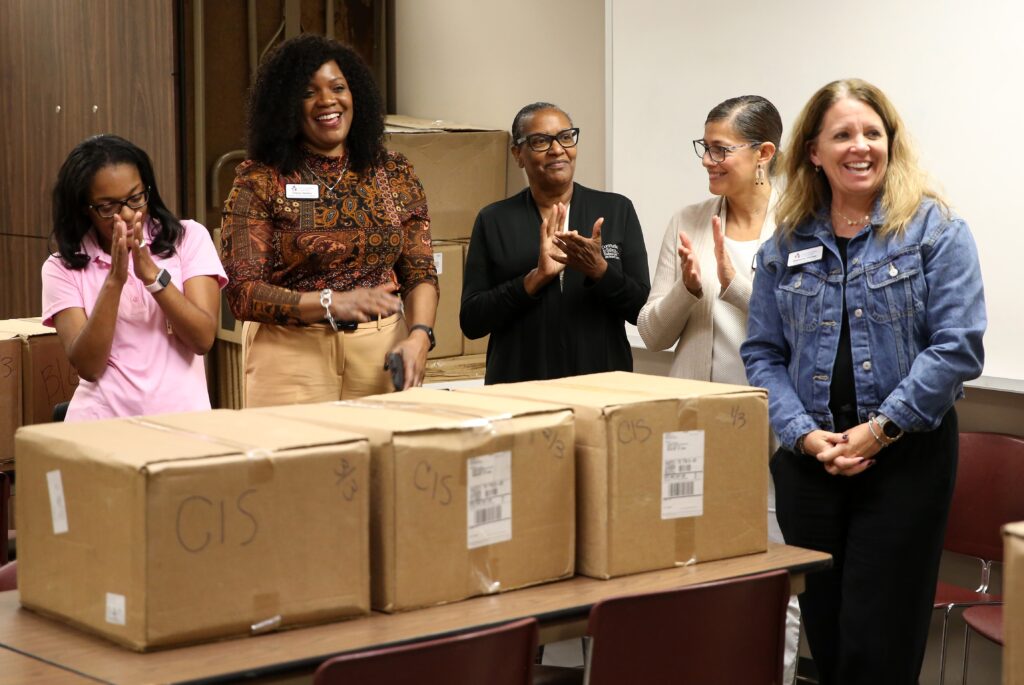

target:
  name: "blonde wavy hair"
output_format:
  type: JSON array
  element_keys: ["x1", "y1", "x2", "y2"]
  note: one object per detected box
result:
[{"x1": 776, "y1": 78, "x2": 945, "y2": 239}]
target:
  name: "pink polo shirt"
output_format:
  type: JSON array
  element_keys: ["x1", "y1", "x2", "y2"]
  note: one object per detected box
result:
[{"x1": 41, "y1": 219, "x2": 228, "y2": 421}]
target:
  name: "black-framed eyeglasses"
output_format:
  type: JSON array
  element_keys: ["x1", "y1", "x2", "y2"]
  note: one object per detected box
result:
[
  {"x1": 515, "y1": 128, "x2": 580, "y2": 152},
  {"x1": 88, "y1": 189, "x2": 150, "y2": 218},
  {"x1": 692, "y1": 139, "x2": 761, "y2": 164}
]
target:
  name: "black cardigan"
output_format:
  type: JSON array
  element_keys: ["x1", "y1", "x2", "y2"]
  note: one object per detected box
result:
[{"x1": 460, "y1": 183, "x2": 650, "y2": 384}]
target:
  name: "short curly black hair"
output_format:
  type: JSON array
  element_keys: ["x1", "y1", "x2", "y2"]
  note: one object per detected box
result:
[{"x1": 246, "y1": 34, "x2": 386, "y2": 176}]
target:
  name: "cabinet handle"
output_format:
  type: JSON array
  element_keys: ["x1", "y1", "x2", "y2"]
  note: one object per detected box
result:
[
  {"x1": 55, "y1": 105, "x2": 61, "y2": 114},
  {"x1": 91, "y1": 105, "x2": 99, "y2": 114}
]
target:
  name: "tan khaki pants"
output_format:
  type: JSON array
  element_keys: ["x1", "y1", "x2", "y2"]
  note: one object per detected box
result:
[{"x1": 243, "y1": 314, "x2": 406, "y2": 408}]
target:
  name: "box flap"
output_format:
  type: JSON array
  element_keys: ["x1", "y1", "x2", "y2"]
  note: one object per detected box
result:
[
  {"x1": 385, "y1": 114, "x2": 501, "y2": 133},
  {"x1": 15, "y1": 409, "x2": 367, "y2": 470},
  {"x1": 0, "y1": 318, "x2": 55, "y2": 338},
  {"x1": 1006, "y1": 521, "x2": 1024, "y2": 539}
]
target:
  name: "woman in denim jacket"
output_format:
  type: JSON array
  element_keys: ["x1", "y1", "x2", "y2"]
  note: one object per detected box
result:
[{"x1": 741, "y1": 79, "x2": 985, "y2": 684}]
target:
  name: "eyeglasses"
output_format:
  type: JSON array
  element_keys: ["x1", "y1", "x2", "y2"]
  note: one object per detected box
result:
[
  {"x1": 88, "y1": 189, "x2": 150, "y2": 218},
  {"x1": 692, "y1": 139, "x2": 761, "y2": 164},
  {"x1": 515, "y1": 128, "x2": 580, "y2": 152}
]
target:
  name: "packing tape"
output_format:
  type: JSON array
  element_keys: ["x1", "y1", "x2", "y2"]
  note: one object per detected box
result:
[
  {"x1": 674, "y1": 518, "x2": 697, "y2": 567},
  {"x1": 126, "y1": 417, "x2": 276, "y2": 484},
  {"x1": 333, "y1": 398, "x2": 510, "y2": 432},
  {"x1": 468, "y1": 547, "x2": 502, "y2": 595},
  {"x1": 250, "y1": 593, "x2": 282, "y2": 635}
]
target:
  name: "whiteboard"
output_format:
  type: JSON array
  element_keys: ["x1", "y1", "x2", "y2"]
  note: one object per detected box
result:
[{"x1": 608, "y1": 0, "x2": 1024, "y2": 382}]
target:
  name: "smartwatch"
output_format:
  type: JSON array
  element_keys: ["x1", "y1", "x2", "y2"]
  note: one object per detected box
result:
[
  {"x1": 873, "y1": 413, "x2": 904, "y2": 444},
  {"x1": 144, "y1": 268, "x2": 172, "y2": 294},
  {"x1": 410, "y1": 324, "x2": 435, "y2": 351}
]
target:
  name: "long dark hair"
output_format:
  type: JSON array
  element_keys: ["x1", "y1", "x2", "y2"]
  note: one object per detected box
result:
[
  {"x1": 51, "y1": 135, "x2": 182, "y2": 270},
  {"x1": 246, "y1": 34, "x2": 386, "y2": 176}
]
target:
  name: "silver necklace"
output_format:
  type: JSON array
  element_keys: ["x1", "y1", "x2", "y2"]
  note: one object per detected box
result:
[
  {"x1": 832, "y1": 207, "x2": 870, "y2": 227},
  {"x1": 304, "y1": 156, "x2": 349, "y2": 193}
]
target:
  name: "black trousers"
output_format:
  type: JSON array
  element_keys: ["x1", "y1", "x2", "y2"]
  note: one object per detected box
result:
[{"x1": 772, "y1": 409, "x2": 958, "y2": 685}]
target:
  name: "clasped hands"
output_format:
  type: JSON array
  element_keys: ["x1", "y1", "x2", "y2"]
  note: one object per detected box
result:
[
  {"x1": 801, "y1": 422, "x2": 884, "y2": 477},
  {"x1": 108, "y1": 213, "x2": 160, "y2": 287},
  {"x1": 526, "y1": 202, "x2": 606, "y2": 295},
  {"x1": 678, "y1": 215, "x2": 735, "y2": 297}
]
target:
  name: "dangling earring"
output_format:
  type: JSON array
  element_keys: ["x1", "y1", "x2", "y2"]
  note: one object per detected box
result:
[{"x1": 754, "y1": 163, "x2": 766, "y2": 186}]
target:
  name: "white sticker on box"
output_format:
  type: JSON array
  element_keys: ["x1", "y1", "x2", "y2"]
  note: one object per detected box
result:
[
  {"x1": 105, "y1": 593, "x2": 126, "y2": 625},
  {"x1": 661, "y1": 430, "x2": 704, "y2": 520},
  {"x1": 433, "y1": 251, "x2": 444, "y2": 275},
  {"x1": 46, "y1": 470, "x2": 69, "y2": 535},
  {"x1": 467, "y1": 451, "x2": 512, "y2": 550}
]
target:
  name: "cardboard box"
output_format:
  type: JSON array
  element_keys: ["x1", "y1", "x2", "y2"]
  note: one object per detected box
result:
[
  {"x1": 424, "y1": 354, "x2": 486, "y2": 386},
  {"x1": 0, "y1": 318, "x2": 79, "y2": 426},
  {"x1": 0, "y1": 332, "x2": 22, "y2": 465},
  {"x1": 459, "y1": 241, "x2": 490, "y2": 355},
  {"x1": 1006, "y1": 521, "x2": 1024, "y2": 684},
  {"x1": 386, "y1": 115, "x2": 508, "y2": 240},
  {"x1": 430, "y1": 240, "x2": 464, "y2": 359},
  {"x1": 254, "y1": 387, "x2": 575, "y2": 612},
  {"x1": 458, "y1": 371, "x2": 768, "y2": 578},
  {"x1": 15, "y1": 409, "x2": 371, "y2": 650}
]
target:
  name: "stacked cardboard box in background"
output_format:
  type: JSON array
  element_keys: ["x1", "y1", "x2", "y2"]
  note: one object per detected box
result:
[
  {"x1": 0, "y1": 318, "x2": 79, "y2": 435},
  {"x1": 459, "y1": 371, "x2": 769, "y2": 578},
  {"x1": 0, "y1": 332, "x2": 22, "y2": 470},
  {"x1": 16, "y1": 410, "x2": 371, "y2": 650},
  {"x1": 1006, "y1": 521, "x2": 1024, "y2": 683},
  {"x1": 254, "y1": 387, "x2": 575, "y2": 612}
]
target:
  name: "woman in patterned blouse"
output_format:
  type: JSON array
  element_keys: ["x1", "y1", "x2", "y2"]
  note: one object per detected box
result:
[{"x1": 222, "y1": 35, "x2": 438, "y2": 405}]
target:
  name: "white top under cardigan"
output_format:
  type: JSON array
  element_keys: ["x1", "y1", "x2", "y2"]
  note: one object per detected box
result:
[{"x1": 637, "y1": 189, "x2": 779, "y2": 382}]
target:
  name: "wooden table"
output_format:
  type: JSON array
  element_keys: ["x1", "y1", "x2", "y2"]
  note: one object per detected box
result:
[{"x1": 0, "y1": 542, "x2": 829, "y2": 685}]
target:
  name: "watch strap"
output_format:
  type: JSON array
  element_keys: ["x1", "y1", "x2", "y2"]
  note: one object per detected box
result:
[
  {"x1": 144, "y1": 268, "x2": 171, "y2": 294},
  {"x1": 410, "y1": 323, "x2": 435, "y2": 351}
]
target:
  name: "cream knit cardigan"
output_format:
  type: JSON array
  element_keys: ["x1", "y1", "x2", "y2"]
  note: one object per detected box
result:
[{"x1": 637, "y1": 189, "x2": 779, "y2": 381}]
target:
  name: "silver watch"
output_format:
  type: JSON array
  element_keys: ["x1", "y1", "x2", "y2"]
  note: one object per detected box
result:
[{"x1": 873, "y1": 413, "x2": 904, "y2": 443}]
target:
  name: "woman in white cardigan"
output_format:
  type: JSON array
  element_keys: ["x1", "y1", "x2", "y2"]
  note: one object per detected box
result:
[{"x1": 637, "y1": 95, "x2": 801, "y2": 684}]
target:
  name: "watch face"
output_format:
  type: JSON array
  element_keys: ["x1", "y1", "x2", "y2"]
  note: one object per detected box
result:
[
  {"x1": 158, "y1": 269, "x2": 172, "y2": 287},
  {"x1": 882, "y1": 419, "x2": 901, "y2": 438}
]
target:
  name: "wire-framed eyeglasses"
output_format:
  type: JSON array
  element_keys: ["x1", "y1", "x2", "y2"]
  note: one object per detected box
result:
[
  {"x1": 88, "y1": 189, "x2": 150, "y2": 218},
  {"x1": 693, "y1": 139, "x2": 761, "y2": 164},
  {"x1": 515, "y1": 128, "x2": 580, "y2": 152}
]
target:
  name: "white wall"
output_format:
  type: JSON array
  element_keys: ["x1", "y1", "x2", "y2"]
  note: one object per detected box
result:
[
  {"x1": 392, "y1": 0, "x2": 606, "y2": 193},
  {"x1": 609, "y1": 0, "x2": 1024, "y2": 382}
]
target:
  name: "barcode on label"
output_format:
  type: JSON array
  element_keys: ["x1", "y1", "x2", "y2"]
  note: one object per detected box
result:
[
  {"x1": 669, "y1": 481, "x2": 694, "y2": 498},
  {"x1": 474, "y1": 506, "x2": 504, "y2": 525}
]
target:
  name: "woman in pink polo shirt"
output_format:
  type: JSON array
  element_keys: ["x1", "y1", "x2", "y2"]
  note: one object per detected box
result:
[{"x1": 42, "y1": 135, "x2": 227, "y2": 421}]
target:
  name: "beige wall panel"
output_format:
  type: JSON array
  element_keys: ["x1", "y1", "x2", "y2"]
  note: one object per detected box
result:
[{"x1": 391, "y1": 0, "x2": 605, "y2": 194}]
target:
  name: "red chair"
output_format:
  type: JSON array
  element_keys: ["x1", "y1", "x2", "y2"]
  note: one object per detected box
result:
[
  {"x1": 580, "y1": 570, "x2": 790, "y2": 685},
  {"x1": 0, "y1": 560, "x2": 16, "y2": 592},
  {"x1": 933, "y1": 432, "x2": 1024, "y2": 683},
  {"x1": 0, "y1": 471, "x2": 9, "y2": 565},
  {"x1": 313, "y1": 617, "x2": 538, "y2": 685},
  {"x1": 960, "y1": 604, "x2": 1003, "y2": 684}
]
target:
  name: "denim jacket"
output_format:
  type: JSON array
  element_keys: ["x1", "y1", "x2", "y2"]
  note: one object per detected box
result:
[{"x1": 740, "y1": 199, "x2": 986, "y2": 450}]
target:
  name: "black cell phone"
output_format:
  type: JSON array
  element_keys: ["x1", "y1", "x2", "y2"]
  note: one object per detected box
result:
[{"x1": 384, "y1": 352, "x2": 404, "y2": 391}]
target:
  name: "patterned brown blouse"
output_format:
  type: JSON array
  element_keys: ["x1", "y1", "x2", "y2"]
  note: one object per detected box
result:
[{"x1": 221, "y1": 150, "x2": 438, "y2": 325}]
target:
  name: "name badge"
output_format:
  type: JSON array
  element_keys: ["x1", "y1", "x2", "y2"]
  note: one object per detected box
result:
[
  {"x1": 787, "y1": 246, "x2": 823, "y2": 267},
  {"x1": 285, "y1": 184, "x2": 319, "y2": 200}
]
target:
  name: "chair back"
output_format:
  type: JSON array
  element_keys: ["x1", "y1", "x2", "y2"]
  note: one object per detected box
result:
[
  {"x1": 0, "y1": 560, "x2": 16, "y2": 592},
  {"x1": 584, "y1": 569, "x2": 789, "y2": 685},
  {"x1": 0, "y1": 471, "x2": 9, "y2": 565},
  {"x1": 313, "y1": 617, "x2": 538, "y2": 685},
  {"x1": 945, "y1": 432, "x2": 1024, "y2": 561}
]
